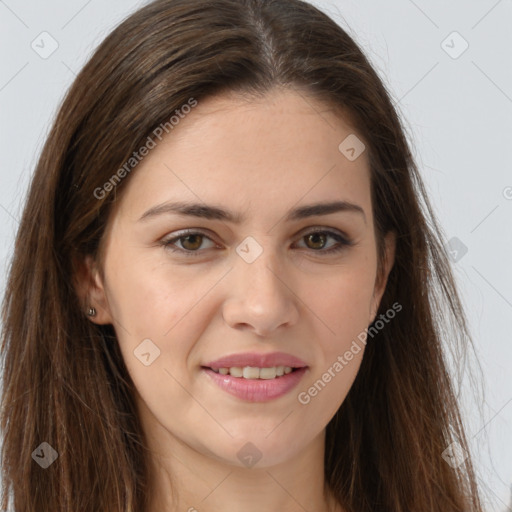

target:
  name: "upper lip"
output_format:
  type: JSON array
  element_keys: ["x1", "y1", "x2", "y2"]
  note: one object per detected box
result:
[{"x1": 203, "y1": 351, "x2": 308, "y2": 370}]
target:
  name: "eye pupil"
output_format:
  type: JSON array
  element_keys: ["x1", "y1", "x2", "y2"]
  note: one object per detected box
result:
[
  {"x1": 182, "y1": 234, "x2": 202, "y2": 250},
  {"x1": 305, "y1": 233, "x2": 326, "y2": 250}
]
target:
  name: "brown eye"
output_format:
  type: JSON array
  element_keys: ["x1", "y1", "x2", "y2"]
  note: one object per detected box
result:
[
  {"x1": 295, "y1": 229, "x2": 352, "y2": 255},
  {"x1": 161, "y1": 230, "x2": 216, "y2": 256},
  {"x1": 304, "y1": 232, "x2": 328, "y2": 250},
  {"x1": 180, "y1": 234, "x2": 204, "y2": 251}
]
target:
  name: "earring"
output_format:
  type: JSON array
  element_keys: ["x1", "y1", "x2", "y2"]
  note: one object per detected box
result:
[{"x1": 86, "y1": 306, "x2": 97, "y2": 317}]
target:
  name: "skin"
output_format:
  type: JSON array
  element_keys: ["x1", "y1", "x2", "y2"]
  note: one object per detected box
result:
[{"x1": 78, "y1": 88, "x2": 395, "y2": 512}]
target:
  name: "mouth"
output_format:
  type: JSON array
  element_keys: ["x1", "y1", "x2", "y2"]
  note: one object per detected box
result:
[{"x1": 200, "y1": 365, "x2": 309, "y2": 402}]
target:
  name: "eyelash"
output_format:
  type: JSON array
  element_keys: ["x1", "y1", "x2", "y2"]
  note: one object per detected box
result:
[{"x1": 159, "y1": 228, "x2": 353, "y2": 258}]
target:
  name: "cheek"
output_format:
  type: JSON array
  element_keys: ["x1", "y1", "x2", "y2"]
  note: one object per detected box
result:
[
  {"x1": 104, "y1": 251, "x2": 216, "y2": 334},
  {"x1": 103, "y1": 259, "x2": 210, "y2": 415},
  {"x1": 314, "y1": 258, "x2": 377, "y2": 348},
  {"x1": 296, "y1": 265, "x2": 376, "y2": 421},
  {"x1": 102, "y1": 250, "x2": 237, "y2": 392}
]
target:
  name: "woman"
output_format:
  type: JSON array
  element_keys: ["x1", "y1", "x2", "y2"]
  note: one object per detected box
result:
[{"x1": 0, "y1": 0, "x2": 484, "y2": 510}]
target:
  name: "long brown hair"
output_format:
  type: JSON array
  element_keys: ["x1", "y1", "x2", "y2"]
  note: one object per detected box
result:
[{"x1": 1, "y1": 0, "x2": 483, "y2": 510}]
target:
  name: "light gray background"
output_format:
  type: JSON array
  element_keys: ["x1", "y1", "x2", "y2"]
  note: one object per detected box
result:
[{"x1": 0, "y1": 1, "x2": 511, "y2": 510}]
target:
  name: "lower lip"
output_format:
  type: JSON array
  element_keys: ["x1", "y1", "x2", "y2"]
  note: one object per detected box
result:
[{"x1": 201, "y1": 367, "x2": 308, "y2": 402}]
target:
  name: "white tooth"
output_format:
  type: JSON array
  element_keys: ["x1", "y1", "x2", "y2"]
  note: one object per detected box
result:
[
  {"x1": 259, "y1": 367, "x2": 277, "y2": 379},
  {"x1": 230, "y1": 367, "x2": 243, "y2": 377},
  {"x1": 223, "y1": 366, "x2": 295, "y2": 379},
  {"x1": 242, "y1": 366, "x2": 260, "y2": 379}
]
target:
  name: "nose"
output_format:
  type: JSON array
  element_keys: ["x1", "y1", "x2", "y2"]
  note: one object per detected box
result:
[{"x1": 222, "y1": 247, "x2": 300, "y2": 337}]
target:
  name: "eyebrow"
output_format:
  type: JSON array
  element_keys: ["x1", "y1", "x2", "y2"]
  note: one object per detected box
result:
[{"x1": 137, "y1": 199, "x2": 366, "y2": 224}]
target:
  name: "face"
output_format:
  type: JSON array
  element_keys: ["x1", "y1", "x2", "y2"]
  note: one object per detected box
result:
[{"x1": 82, "y1": 88, "x2": 395, "y2": 469}]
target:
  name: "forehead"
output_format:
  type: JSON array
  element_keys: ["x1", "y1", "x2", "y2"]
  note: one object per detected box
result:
[{"x1": 113, "y1": 88, "x2": 372, "y2": 224}]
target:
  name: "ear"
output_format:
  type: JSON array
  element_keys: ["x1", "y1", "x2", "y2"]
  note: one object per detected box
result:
[
  {"x1": 73, "y1": 254, "x2": 113, "y2": 325},
  {"x1": 369, "y1": 231, "x2": 396, "y2": 324}
]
